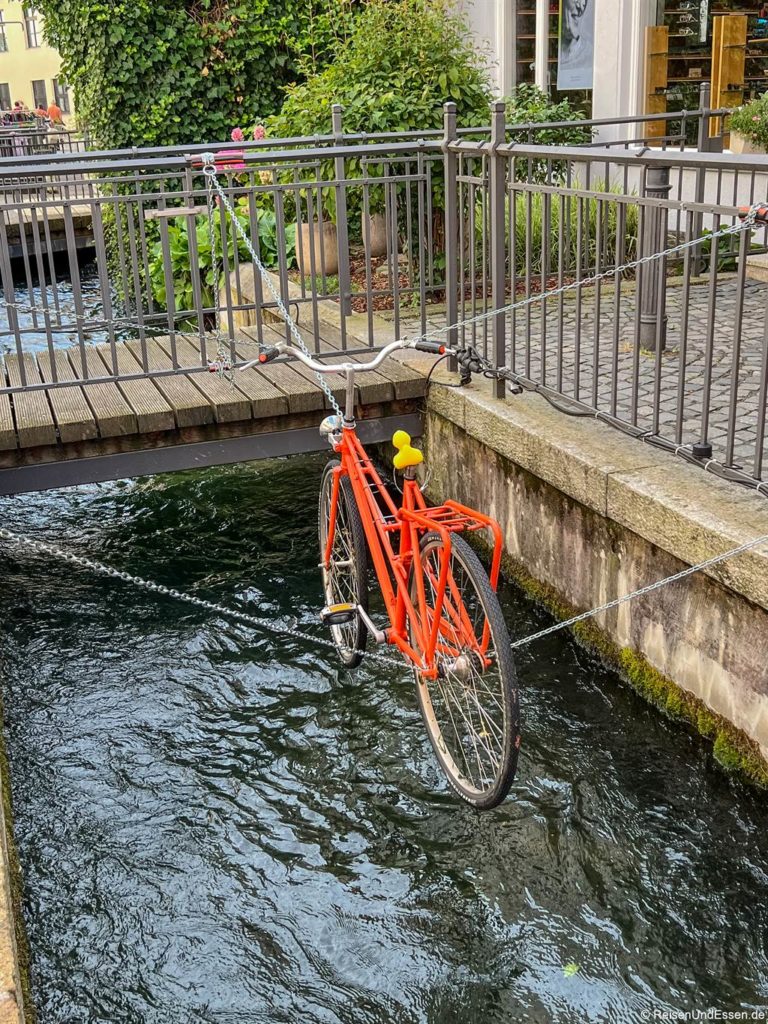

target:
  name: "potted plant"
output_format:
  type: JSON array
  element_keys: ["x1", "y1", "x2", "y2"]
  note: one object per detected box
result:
[
  {"x1": 248, "y1": 122, "x2": 340, "y2": 277},
  {"x1": 728, "y1": 95, "x2": 768, "y2": 155}
]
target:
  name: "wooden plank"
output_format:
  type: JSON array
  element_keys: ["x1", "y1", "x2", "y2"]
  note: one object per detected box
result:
[
  {"x1": 237, "y1": 327, "x2": 324, "y2": 415},
  {"x1": 711, "y1": 15, "x2": 747, "y2": 138},
  {"x1": 256, "y1": 322, "x2": 396, "y2": 408},
  {"x1": 153, "y1": 335, "x2": 254, "y2": 423},
  {"x1": 368, "y1": 351, "x2": 426, "y2": 400},
  {"x1": 4, "y1": 353, "x2": 56, "y2": 448},
  {"x1": 0, "y1": 386, "x2": 15, "y2": 451},
  {"x1": 644, "y1": 26, "x2": 668, "y2": 143},
  {"x1": 70, "y1": 346, "x2": 140, "y2": 438},
  {"x1": 161, "y1": 333, "x2": 289, "y2": 420},
  {"x1": 123, "y1": 338, "x2": 215, "y2": 429},
  {"x1": 245, "y1": 325, "x2": 348, "y2": 412},
  {"x1": 291, "y1": 320, "x2": 405, "y2": 401},
  {"x1": 36, "y1": 349, "x2": 98, "y2": 443},
  {"x1": 91, "y1": 343, "x2": 174, "y2": 435}
]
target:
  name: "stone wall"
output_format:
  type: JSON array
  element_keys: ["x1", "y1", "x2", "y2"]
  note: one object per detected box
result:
[{"x1": 422, "y1": 382, "x2": 768, "y2": 781}]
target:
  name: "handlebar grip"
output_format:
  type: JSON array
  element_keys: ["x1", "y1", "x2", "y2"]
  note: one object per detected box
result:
[
  {"x1": 258, "y1": 345, "x2": 281, "y2": 364},
  {"x1": 414, "y1": 341, "x2": 447, "y2": 354}
]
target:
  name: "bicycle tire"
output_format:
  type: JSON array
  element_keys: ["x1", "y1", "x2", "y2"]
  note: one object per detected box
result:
[
  {"x1": 410, "y1": 531, "x2": 520, "y2": 809},
  {"x1": 318, "y1": 459, "x2": 368, "y2": 668}
]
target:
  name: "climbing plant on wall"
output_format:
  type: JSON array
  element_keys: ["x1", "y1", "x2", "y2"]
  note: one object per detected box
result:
[{"x1": 36, "y1": 0, "x2": 361, "y2": 150}]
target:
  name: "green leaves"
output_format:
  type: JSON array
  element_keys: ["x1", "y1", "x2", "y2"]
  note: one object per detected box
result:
[
  {"x1": 147, "y1": 205, "x2": 296, "y2": 314},
  {"x1": 36, "y1": 0, "x2": 361, "y2": 150}
]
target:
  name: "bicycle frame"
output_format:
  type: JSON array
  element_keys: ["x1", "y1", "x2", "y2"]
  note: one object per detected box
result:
[{"x1": 323, "y1": 424, "x2": 503, "y2": 678}]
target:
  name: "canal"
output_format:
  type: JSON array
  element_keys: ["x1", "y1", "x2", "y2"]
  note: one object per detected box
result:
[{"x1": 1, "y1": 453, "x2": 767, "y2": 1022}]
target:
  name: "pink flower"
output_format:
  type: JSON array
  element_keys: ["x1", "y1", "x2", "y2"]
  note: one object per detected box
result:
[
  {"x1": 231, "y1": 126, "x2": 244, "y2": 142},
  {"x1": 253, "y1": 124, "x2": 266, "y2": 140}
]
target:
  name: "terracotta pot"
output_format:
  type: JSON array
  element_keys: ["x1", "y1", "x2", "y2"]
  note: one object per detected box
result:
[
  {"x1": 362, "y1": 211, "x2": 388, "y2": 258},
  {"x1": 730, "y1": 131, "x2": 766, "y2": 155},
  {"x1": 296, "y1": 218, "x2": 339, "y2": 277}
]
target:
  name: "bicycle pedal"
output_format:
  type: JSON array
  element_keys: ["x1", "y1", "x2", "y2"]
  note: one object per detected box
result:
[{"x1": 320, "y1": 603, "x2": 358, "y2": 626}]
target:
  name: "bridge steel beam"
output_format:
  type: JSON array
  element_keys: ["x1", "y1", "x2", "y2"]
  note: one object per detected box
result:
[{"x1": 0, "y1": 414, "x2": 422, "y2": 496}]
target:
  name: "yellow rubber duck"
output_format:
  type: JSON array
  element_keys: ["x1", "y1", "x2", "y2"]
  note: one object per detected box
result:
[{"x1": 392, "y1": 430, "x2": 424, "y2": 471}]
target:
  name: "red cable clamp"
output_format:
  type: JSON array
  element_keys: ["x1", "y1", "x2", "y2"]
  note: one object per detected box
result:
[
  {"x1": 740, "y1": 204, "x2": 768, "y2": 224},
  {"x1": 189, "y1": 149, "x2": 246, "y2": 172}
]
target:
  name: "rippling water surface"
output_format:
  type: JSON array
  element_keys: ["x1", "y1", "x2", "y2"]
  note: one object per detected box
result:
[{"x1": 1, "y1": 455, "x2": 768, "y2": 1023}]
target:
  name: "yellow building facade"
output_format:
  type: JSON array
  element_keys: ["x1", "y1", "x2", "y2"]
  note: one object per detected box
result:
[{"x1": 0, "y1": 3, "x2": 71, "y2": 119}]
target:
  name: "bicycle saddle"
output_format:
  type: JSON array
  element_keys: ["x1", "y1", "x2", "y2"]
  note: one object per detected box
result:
[{"x1": 392, "y1": 430, "x2": 424, "y2": 470}]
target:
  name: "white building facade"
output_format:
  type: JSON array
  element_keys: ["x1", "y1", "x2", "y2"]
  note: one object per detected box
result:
[{"x1": 459, "y1": 1, "x2": 690, "y2": 141}]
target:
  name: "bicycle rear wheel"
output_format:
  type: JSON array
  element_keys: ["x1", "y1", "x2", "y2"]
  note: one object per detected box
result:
[
  {"x1": 410, "y1": 531, "x2": 519, "y2": 809},
  {"x1": 318, "y1": 459, "x2": 368, "y2": 668}
]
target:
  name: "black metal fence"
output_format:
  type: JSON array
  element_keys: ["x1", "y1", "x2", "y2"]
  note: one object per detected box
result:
[{"x1": 0, "y1": 104, "x2": 765, "y2": 483}]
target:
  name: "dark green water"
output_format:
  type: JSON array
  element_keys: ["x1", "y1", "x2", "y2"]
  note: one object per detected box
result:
[{"x1": 1, "y1": 454, "x2": 768, "y2": 1023}]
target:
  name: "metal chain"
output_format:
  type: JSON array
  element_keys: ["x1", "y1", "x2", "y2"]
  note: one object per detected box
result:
[
  {"x1": 205, "y1": 174, "x2": 234, "y2": 382},
  {"x1": 202, "y1": 159, "x2": 344, "y2": 420},
  {"x1": 510, "y1": 530, "x2": 768, "y2": 650},
  {"x1": 0, "y1": 526, "x2": 404, "y2": 670},
  {"x1": 1, "y1": 522, "x2": 766, "y2": 661}
]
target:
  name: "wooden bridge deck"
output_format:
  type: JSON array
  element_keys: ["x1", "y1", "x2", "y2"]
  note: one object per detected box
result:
[{"x1": 0, "y1": 321, "x2": 427, "y2": 493}]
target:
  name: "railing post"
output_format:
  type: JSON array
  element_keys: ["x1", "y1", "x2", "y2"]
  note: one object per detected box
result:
[
  {"x1": 692, "y1": 82, "x2": 710, "y2": 276},
  {"x1": 443, "y1": 102, "x2": 459, "y2": 369},
  {"x1": 639, "y1": 163, "x2": 671, "y2": 353},
  {"x1": 332, "y1": 104, "x2": 353, "y2": 324},
  {"x1": 489, "y1": 100, "x2": 507, "y2": 398}
]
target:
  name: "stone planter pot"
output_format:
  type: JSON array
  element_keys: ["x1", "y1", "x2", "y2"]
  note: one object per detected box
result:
[
  {"x1": 362, "y1": 211, "x2": 388, "y2": 258},
  {"x1": 730, "y1": 131, "x2": 766, "y2": 155},
  {"x1": 296, "y1": 218, "x2": 339, "y2": 277}
]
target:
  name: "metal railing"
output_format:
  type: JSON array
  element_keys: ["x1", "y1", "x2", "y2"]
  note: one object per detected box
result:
[
  {"x1": 0, "y1": 103, "x2": 764, "y2": 485},
  {"x1": 444, "y1": 103, "x2": 768, "y2": 483}
]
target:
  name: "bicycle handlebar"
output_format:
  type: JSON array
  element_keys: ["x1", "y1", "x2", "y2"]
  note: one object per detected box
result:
[{"x1": 242, "y1": 337, "x2": 452, "y2": 375}]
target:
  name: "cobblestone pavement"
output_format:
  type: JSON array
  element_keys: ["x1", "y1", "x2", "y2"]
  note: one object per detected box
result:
[{"x1": 418, "y1": 278, "x2": 768, "y2": 480}]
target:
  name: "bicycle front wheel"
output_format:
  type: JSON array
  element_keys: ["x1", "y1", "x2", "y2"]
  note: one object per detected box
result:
[
  {"x1": 318, "y1": 459, "x2": 368, "y2": 668},
  {"x1": 411, "y1": 531, "x2": 520, "y2": 809}
]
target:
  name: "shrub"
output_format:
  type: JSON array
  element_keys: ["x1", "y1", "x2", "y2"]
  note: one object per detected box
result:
[
  {"x1": 728, "y1": 93, "x2": 768, "y2": 148},
  {"x1": 268, "y1": 0, "x2": 492, "y2": 141},
  {"x1": 266, "y1": 0, "x2": 493, "y2": 223}
]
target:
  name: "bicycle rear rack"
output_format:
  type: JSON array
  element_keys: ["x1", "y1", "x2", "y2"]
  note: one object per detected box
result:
[{"x1": 399, "y1": 500, "x2": 504, "y2": 590}]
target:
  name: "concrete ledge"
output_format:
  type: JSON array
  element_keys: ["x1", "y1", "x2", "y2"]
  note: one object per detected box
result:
[
  {"x1": 0, "y1": 710, "x2": 28, "y2": 1024},
  {"x1": 746, "y1": 253, "x2": 768, "y2": 283},
  {"x1": 451, "y1": 384, "x2": 768, "y2": 613}
]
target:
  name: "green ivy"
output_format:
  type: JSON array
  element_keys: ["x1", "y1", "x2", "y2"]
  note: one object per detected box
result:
[{"x1": 36, "y1": 0, "x2": 363, "y2": 150}]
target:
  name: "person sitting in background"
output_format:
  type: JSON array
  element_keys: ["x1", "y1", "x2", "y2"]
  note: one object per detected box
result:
[
  {"x1": 47, "y1": 101, "x2": 63, "y2": 125},
  {"x1": 34, "y1": 105, "x2": 47, "y2": 120}
]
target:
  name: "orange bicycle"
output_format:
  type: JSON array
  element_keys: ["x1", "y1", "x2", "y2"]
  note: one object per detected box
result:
[{"x1": 257, "y1": 338, "x2": 520, "y2": 809}]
